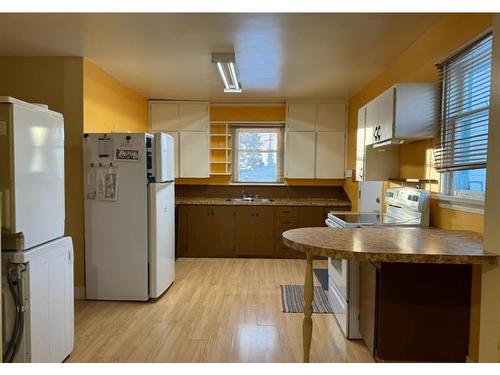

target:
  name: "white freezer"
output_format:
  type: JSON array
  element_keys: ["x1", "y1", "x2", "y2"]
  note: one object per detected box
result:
[
  {"x1": 1, "y1": 237, "x2": 74, "y2": 362},
  {"x1": 0, "y1": 96, "x2": 65, "y2": 250}
]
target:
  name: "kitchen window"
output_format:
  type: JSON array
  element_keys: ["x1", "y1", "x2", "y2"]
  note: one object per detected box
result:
[
  {"x1": 232, "y1": 126, "x2": 284, "y2": 183},
  {"x1": 435, "y1": 33, "x2": 492, "y2": 205}
]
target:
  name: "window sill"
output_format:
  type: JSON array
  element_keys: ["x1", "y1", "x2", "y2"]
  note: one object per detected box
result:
[{"x1": 431, "y1": 194, "x2": 484, "y2": 215}]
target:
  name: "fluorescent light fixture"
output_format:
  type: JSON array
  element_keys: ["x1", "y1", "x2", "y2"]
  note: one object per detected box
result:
[{"x1": 212, "y1": 53, "x2": 242, "y2": 93}]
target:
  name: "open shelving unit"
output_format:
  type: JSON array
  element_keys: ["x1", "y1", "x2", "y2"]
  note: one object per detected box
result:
[{"x1": 210, "y1": 122, "x2": 232, "y2": 175}]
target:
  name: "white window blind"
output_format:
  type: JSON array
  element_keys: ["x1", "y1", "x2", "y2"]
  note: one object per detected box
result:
[{"x1": 435, "y1": 33, "x2": 492, "y2": 172}]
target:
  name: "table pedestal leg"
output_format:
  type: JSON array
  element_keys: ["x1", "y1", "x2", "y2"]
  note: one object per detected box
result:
[{"x1": 303, "y1": 252, "x2": 313, "y2": 363}]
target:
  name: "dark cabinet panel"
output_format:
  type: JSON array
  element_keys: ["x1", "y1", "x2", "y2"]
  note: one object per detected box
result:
[
  {"x1": 186, "y1": 205, "x2": 211, "y2": 256},
  {"x1": 176, "y1": 205, "x2": 188, "y2": 257},
  {"x1": 254, "y1": 207, "x2": 274, "y2": 256},
  {"x1": 298, "y1": 206, "x2": 326, "y2": 227},
  {"x1": 234, "y1": 206, "x2": 255, "y2": 256},
  {"x1": 359, "y1": 261, "x2": 377, "y2": 355},
  {"x1": 211, "y1": 206, "x2": 234, "y2": 257}
]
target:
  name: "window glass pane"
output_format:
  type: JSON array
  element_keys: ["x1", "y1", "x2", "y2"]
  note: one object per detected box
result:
[
  {"x1": 453, "y1": 168, "x2": 486, "y2": 197},
  {"x1": 238, "y1": 130, "x2": 277, "y2": 151},
  {"x1": 237, "y1": 151, "x2": 277, "y2": 182}
]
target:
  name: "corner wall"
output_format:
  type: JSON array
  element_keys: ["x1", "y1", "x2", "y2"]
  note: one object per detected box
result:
[{"x1": 344, "y1": 13, "x2": 493, "y2": 361}]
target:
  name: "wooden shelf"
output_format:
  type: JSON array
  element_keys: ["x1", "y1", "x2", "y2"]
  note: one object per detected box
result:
[{"x1": 210, "y1": 122, "x2": 232, "y2": 176}]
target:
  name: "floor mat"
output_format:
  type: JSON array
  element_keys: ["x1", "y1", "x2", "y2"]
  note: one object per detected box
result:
[{"x1": 280, "y1": 284, "x2": 333, "y2": 313}]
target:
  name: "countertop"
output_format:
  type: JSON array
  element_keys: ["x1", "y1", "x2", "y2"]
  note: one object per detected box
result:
[
  {"x1": 282, "y1": 226, "x2": 499, "y2": 265},
  {"x1": 175, "y1": 197, "x2": 351, "y2": 207}
]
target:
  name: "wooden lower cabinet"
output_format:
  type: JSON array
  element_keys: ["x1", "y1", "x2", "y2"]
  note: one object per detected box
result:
[
  {"x1": 186, "y1": 205, "x2": 233, "y2": 257},
  {"x1": 179, "y1": 204, "x2": 343, "y2": 258},
  {"x1": 235, "y1": 206, "x2": 274, "y2": 256},
  {"x1": 359, "y1": 262, "x2": 472, "y2": 362}
]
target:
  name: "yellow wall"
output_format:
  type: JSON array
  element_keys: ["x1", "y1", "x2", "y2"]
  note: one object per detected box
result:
[
  {"x1": 83, "y1": 59, "x2": 148, "y2": 133},
  {"x1": 177, "y1": 104, "x2": 344, "y2": 186},
  {"x1": 345, "y1": 13, "x2": 492, "y2": 361},
  {"x1": 0, "y1": 56, "x2": 86, "y2": 289}
]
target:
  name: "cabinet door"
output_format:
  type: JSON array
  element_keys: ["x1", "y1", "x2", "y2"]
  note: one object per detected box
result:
[
  {"x1": 286, "y1": 103, "x2": 316, "y2": 131},
  {"x1": 316, "y1": 103, "x2": 346, "y2": 132},
  {"x1": 179, "y1": 103, "x2": 209, "y2": 131},
  {"x1": 356, "y1": 106, "x2": 366, "y2": 181},
  {"x1": 211, "y1": 206, "x2": 234, "y2": 257},
  {"x1": 254, "y1": 207, "x2": 274, "y2": 256},
  {"x1": 163, "y1": 131, "x2": 179, "y2": 178},
  {"x1": 365, "y1": 99, "x2": 378, "y2": 146},
  {"x1": 186, "y1": 206, "x2": 211, "y2": 256},
  {"x1": 377, "y1": 87, "x2": 395, "y2": 143},
  {"x1": 179, "y1": 131, "x2": 209, "y2": 178},
  {"x1": 176, "y1": 205, "x2": 188, "y2": 256},
  {"x1": 315, "y1": 131, "x2": 345, "y2": 179},
  {"x1": 150, "y1": 102, "x2": 180, "y2": 131},
  {"x1": 234, "y1": 206, "x2": 255, "y2": 256},
  {"x1": 285, "y1": 131, "x2": 315, "y2": 178},
  {"x1": 298, "y1": 206, "x2": 326, "y2": 227}
]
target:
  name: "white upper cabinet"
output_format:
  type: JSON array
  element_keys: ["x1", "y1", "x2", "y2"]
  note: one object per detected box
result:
[
  {"x1": 316, "y1": 103, "x2": 346, "y2": 131},
  {"x1": 285, "y1": 131, "x2": 316, "y2": 178},
  {"x1": 179, "y1": 131, "x2": 209, "y2": 178},
  {"x1": 316, "y1": 131, "x2": 345, "y2": 179},
  {"x1": 179, "y1": 103, "x2": 209, "y2": 131},
  {"x1": 285, "y1": 101, "x2": 347, "y2": 179},
  {"x1": 364, "y1": 83, "x2": 437, "y2": 146},
  {"x1": 286, "y1": 103, "x2": 317, "y2": 131},
  {"x1": 150, "y1": 102, "x2": 180, "y2": 131},
  {"x1": 149, "y1": 101, "x2": 210, "y2": 178}
]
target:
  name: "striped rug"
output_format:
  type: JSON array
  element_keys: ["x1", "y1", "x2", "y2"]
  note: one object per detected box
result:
[{"x1": 280, "y1": 285, "x2": 334, "y2": 313}]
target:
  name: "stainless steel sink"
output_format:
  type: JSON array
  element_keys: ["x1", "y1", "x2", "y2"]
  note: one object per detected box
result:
[{"x1": 225, "y1": 197, "x2": 274, "y2": 203}]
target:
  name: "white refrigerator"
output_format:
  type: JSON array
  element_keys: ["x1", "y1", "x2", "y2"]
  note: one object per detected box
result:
[{"x1": 83, "y1": 132, "x2": 175, "y2": 301}]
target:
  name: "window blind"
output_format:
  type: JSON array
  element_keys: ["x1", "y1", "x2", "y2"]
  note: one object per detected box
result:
[{"x1": 434, "y1": 33, "x2": 492, "y2": 172}]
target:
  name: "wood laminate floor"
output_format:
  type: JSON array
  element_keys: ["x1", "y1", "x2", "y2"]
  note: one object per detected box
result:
[{"x1": 68, "y1": 258, "x2": 374, "y2": 363}]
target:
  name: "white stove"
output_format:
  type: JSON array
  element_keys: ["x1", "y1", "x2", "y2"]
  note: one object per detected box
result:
[{"x1": 326, "y1": 187, "x2": 430, "y2": 339}]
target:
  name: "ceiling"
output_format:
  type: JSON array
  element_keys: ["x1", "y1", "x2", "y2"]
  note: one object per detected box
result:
[{"x1": 0, "y1": 13, "x2": 442, "y2": 102}]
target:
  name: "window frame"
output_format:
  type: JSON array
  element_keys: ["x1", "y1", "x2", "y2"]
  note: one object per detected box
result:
[{"x1": 231, "y1": 125, "x2": 285, "y2": 184}]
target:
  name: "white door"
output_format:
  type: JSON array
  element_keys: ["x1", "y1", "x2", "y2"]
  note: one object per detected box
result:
[
  {"x1": 356, "y1": 106, "x2": 366, "y2": 181},
  {"x1": 286, "y1": 103, "x2": 316, "y2": 131},
  {"x1": 377, "y1": 87, "x2": 395, "y2": 143},
  {"x1": 285, "y1": 131, "x2": 315, "y2": 178},
  {"x1": 316, "y1": 103, "x2": 346, "y2": 131},
  {"x1": 179, "y1": 103, "x2": 209, "y2": 131},
  {"x1": 149, "y1": 182, "x2": 175, "y2": 298},
  {"x1": 179, "y1": 131, "x2": 209, "y2": 177},
  {"x1": 150, "y1": 102, "x2": 180, "y2": 131},
  {"x1": 359, "y1": 181, "x2": 383, "y2": 213},
  {"x1": 163, "y1": 131, "x2": 179, "y2": 178},
  {"x1": 154, "y1": 132, "x2": 175, "y2": 182},
  {"x1": 364, "y1": 98, "x2": 379, "y2": 146},
  {"x1": 315, "y1": 131, "x2": 345, "y2": 179}
]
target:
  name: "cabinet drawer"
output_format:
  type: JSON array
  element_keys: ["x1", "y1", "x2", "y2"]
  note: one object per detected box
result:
[
  {"x1": 274, "y1": 218, "x2": 299, "y2": 237},
  {"x1": 274, "y1": 207, "x2": 298, "y2": 218}
]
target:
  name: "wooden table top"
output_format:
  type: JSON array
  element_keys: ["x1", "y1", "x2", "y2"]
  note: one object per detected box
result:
[{"x1": 282, "y1": 226, "x2": 499, "y2": 265}]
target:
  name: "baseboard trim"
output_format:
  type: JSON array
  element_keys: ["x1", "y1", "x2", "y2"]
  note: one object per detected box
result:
[{"x1": 74, "y1": 287, "x2": 86, "y2": 300}]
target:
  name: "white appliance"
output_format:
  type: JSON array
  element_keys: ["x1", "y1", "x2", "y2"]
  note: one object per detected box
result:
[
  {"x1": 2, "y1": 237, "x2": 74, "y2": 362},
  {"x1": 83, "y1": 132, "x2": 175, "y2": 301},
  {"x1": 0, "y1": 97, "x2": 73, "y2": 363},
  {"x1": 325, "y1": 187, "x2": 430, "y2": 339},
  {"x1": 0, "y1": 97, "x2": 65, "y2": 251}
]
